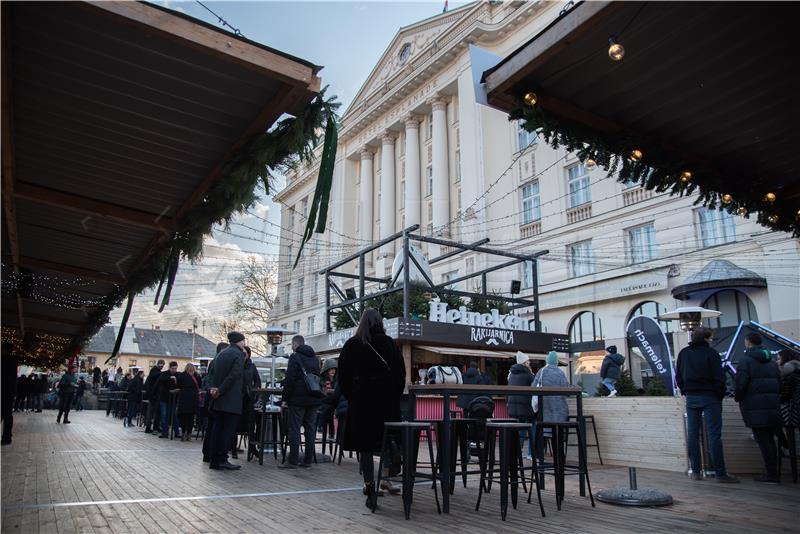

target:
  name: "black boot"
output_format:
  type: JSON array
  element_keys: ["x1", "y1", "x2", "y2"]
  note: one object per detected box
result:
[{"x1": 364, "y1": 482, "x2": 378, "y2": 512}]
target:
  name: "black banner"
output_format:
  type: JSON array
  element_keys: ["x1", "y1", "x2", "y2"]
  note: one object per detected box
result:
[
  {"x1": 626, "y1": 315, "x2": 676, "y2": 395},
  {"x1": 722, "y1": 320, "x2": 800, "y2": 374}
]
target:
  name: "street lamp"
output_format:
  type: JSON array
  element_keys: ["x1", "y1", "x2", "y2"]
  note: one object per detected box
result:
[
  {"x1": 658, "y1": 306, "x2": 721, "y2": 332},
  {"x1": 251, "y1": 326, "x2": 296, "y2": 387}
]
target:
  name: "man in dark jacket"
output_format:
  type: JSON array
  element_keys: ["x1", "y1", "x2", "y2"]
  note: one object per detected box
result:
[
  {"x1": 143, "y1": 360, "x2": 164, "y2": 433},
  {"x1": 600, "y1": 346, "x2": 625, "y2": 397},
  {"x1": 207, "y1": 332, "x2": 246, "y2": 470},
  {"x1": 1, "y1": 343, "x2": 18, "y2": 445},
  {"x1": 280, "y1": 335, "x2": 323, "y2": 468},
  {"x1": 234, "y1": 347, "x2": 261, "y2": 459},
  {"x1": 157, "y1": 362, "x2": 181, "y2": 438},
  {"x1": 458, "y1": 362, "x2": 482, "y2": 416},
  {"x1": 736, "y1": 333, "x2": 782, "y2": 483},
  {"x1": 507, "y1": 353, "x2": 534, "y2": 420},
  {"x1": 677, "y1": 327, "x2": 738, "y2": 482},
  {"x1": 126, "y1": 370, "x2": 144, "y2": 427}
]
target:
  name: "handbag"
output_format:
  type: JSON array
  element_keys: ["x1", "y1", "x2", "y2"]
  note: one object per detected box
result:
[
  {"x1": 531, "y1": 370, "x2": 544, "y2": 413},
  {"x1": 300, "y1": 364, "x2": 325, "y2": 398}
]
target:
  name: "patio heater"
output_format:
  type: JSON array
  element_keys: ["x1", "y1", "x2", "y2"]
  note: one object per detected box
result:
[
  {"x1": 658, "y1": 306, "x2": 721, "y2": 333},
  {"x1": 252, "y1": 326, "x2": 296, "y2": 387}
]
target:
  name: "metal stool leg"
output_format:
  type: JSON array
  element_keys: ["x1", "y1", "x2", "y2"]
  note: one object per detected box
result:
[
  {"x1": 425, "y1": 427, "x2": 441, "y2": 514},
  {"x1": 576, "y1": 423, "x2": 595, "y2": 507}
]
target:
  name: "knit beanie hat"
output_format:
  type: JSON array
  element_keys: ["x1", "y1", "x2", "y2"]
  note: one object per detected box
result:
[
  {"x1": 606, "y1": 345, "x2": 617, "y2": 354},
  {"x1": 546, "y1": 351, "x2": 559, "y2": 366},
  {"x1": 515, "y1": 351, "x2": 529, "y2": 365},
  {"x1": 227, "y1": 331, "x2": 245, "y2": 344}
]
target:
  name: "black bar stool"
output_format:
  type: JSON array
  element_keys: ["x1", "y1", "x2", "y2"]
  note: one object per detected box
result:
[
  {"x1": 249, "y1": 405, "x2": 284, "y2": 465},
  {"x1": 539, "y1": 421, "x2": 595, "y2": 510},
  {"x1": 477, "y1": 422, "x2": 544, "y2": 520},
  {"x1": 566, "y1": 414, "x2": 603, "y2": 465},
  {"x1": 377, "y1": 421, "x2": 441, "y2": 520}
]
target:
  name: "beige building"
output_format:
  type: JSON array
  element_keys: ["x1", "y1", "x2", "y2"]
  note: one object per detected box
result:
[{"x1": 272, "y1": 1, "x2": 800, "y2": 387}]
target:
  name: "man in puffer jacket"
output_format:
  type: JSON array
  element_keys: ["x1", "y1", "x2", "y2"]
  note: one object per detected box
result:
[
  {"x1": 280, "y1": 336, "x2": 322, "y2": 468},
  {"x1": 599, "y1": 346, "x2": 625, "y2": 397},
  {"x1": 735, "y1": 333, "x2": 782, "y2": 483}
]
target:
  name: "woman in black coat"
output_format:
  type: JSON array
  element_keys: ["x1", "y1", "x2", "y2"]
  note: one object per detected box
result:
[
  {"x1": 338, "y1": 308, "x2": 405, "y2": 510},
  {"x1": 176, "y1": 363, "x2": 201, "y2": 441}
]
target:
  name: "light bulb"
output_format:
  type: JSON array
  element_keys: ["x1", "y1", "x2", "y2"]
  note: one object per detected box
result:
[
  {"x1": 721, "y1": 194, "x2": 733, "y2": 204},
  {"x1": 768, "y1": 214, "x2": 779, "y2": 224},
  {"x1": 523, "y1": 92, "x2": 538, "y2": 107},
  {"x1": 679, "y1": 171, "x2": 692, "y2": 183},
  {"x1": 608, "y1": 39, "x2": 625, "y2": 61},
  {"x1": 629, "y1": 149, "x2": 643, "y2": 162},
  {"x1": 764, "y1": 192, "x2": 776, "y2": 203},
  {"x1": 586, "y1": 158, "x2": 597, "y2": 170},
  {"x1": 737, "y1": 207, "x2": 747, "y2": 216}
]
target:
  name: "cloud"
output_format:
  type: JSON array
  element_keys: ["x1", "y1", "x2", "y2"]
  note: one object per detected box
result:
[{"x1": 240, "y1": 201, "x2": 270, "y2": 220}]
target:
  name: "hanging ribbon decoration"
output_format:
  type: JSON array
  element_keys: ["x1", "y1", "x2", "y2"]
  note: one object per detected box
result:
[
  {"x1": 107, "y1": 290, "x2": 135, "y2": 363},
  {"x1": 294, "y1": 109, "x2": 338, "y2": 268},
  {"x1": 153, "y1": 246, "x2": 176, "y2": 305},
  {"x1": 157, "y1": 253, "x2": 180, "y2": 313}
]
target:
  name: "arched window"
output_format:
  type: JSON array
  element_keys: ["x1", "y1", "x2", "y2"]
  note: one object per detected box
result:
[
  {"x1": 703, "y1": 289, "x2": 758, "y2": 329},
  {"x1": 628, "y1": 300, "x2": 673, "y2": 333},
  {"x1": 569, "y1": 311, "x2": 603, "y2": 344}
]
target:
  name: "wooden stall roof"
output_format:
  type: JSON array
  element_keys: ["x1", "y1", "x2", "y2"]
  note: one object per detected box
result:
[
  {"x1": 1, "y1": 1, "x2": 321, "y2": 360},
  {"x1": 483, "y1": 1, "x2": 800, "y2": 232}
]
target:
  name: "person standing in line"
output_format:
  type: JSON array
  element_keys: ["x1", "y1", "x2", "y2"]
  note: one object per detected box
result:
[
  {"x1": 279, "y1": 335, "x2": 323, "y2": 469},
  {"x1": 126, "y1": 370, "x2": 144, "y2": 427},
  {"x1": 458, "y1": 362, "x2": 482, "y2": 417},
  {"x1": 676, "y1": 327, "x2": 739, "y2": 482},
  {"x1": 736, "y1": 333, "x2": 783, "y2": 483},
  {"x1": 143, "y1": 360, "x2": 164, "y2": 434},
  {"x1": 234, "y1": 346, "x2": 261, "y2": 458},
  {"x1": 507, "y1": 352, "x2": 535, "y2": 459},
  {"x1": 1, "y1": 343, "x2": 18, "y2": 445},
  {"x1": 338, "y1": 309, "x2": 406, "y2": 511},
  {"x1": 599, "y1": 346, "x2": 625, "y2": 397},
  {"x1": 177, "y1": 363, "x2": 201, "y2": 441},
  {"x1": 157, "y1": 362, "x2": 181, "y2": 439},
  {"x1": 202, "y1": 342, "x2": 229, "y2": 463},
  {"x1": 207, "y1": 333, "x2": 245, "y2": 470},
  {"x1": 56, "y1": 366, "x2": 78, "y2": 424},
  {"x1": 92, "y1": 366, "x2": 101, "y2": 392},
  {"x1": 75, "y1": 377, "x2": 87, "y2": 411},
  {"x1": 532, "y1": 351, "x2": 569, "y2": 460}
]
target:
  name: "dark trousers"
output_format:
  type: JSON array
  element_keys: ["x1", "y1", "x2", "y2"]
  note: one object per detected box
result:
[
  {"x1": 159, "y1": 401, "x2": 179, "y2": 436},
  {"x1": 752, "y1": 426, "x2": 780, "y2": 477},
  {"x1": 202, "y1": 410, "x2": 215, "y2": 459},
  {"x1": 179, "y1": 413, "x2": 195, "y2": 436},
  {"x1": 144, "y1": 399, "x2": 161, "y2": 430},
  {"x1": 287, "y1": 405, "x2": 318, "y2": 465},
  {"x1": 686, "y1": 394, "x2": 727, "y2": 476},
  {"x1": 209, "y1": 410, "x2": 239, "y2": 465},
  {"x1": 57, "y1": 391, "x2": 75, "y2": 421},
  {"x1": 127, "y1": 401, "x2": 140, "y2": 425},
  {"x1": 1, "y1": 399, "x2": 13, "y2": 443}
]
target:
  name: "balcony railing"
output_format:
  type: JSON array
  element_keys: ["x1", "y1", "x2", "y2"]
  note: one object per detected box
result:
[
  {"x1": 520, "y1": 220, "x2": 542, "y2": 239},
  {"x1": 622, "y1": 187, "x2": 654, "y2": 206},
  {"x1": 566, "y1": 203, "x2": 592, "y2": 224}
]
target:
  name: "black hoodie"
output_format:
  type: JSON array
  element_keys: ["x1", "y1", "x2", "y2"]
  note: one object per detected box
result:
[
  {"x1": 735, "y1": 345, "x2": 781, "y2": 428},
  {"x1": 283, "y1": 344, "x2": 322, "y2": 407}
]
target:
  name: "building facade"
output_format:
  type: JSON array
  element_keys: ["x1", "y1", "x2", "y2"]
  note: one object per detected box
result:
[{"x1": 272, "y1": 1, "x2": 800, "y2": 387}]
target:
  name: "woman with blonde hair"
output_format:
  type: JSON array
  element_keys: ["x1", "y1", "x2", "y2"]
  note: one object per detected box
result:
[{"x1": 176, "y1": 362, "x2": 201, "y2": 440}]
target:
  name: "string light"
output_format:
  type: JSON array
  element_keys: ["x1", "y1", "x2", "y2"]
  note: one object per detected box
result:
[
  {"x1": 768, "y1": 214, "x2": 779, "y2": 223},
  {"x1": 764, "y1": 192, "x2": 776, "y2": 203},
  {"x1": 629, "y1": 149, "x2": 643, "y2": 162},
  {"x1": 608, "y1": 38, "x2": 625, "y2": 61},
  {"x1": 737, "y1": 207, "x2": 747, "y2": 216},
  {"x1": 679, "y1": 170, "x2": 692, "y2": 183},
  {"x1": 523, "y1": 92, "x2": 538, "y2": 107},
  {"x1": 585, "y1": 158, "x2": 597, "y2": 170},
  {"x1": 721, "y1": 194, "x2": 733, "y2": 204}
]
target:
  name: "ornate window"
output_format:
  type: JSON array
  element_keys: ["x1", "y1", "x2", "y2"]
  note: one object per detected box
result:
[{"x1": 399, "y1": 43, "x2": 411, "y2": 64}]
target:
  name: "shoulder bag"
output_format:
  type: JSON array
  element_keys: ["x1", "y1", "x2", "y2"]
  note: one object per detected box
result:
[{"x1": 299, "y1": 363, "x2": 325, "y2": 398}]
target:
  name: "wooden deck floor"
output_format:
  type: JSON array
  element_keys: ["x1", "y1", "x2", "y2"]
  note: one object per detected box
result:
[{"x1": 1, "y1": 410, "x2": 797, "y2": 533}]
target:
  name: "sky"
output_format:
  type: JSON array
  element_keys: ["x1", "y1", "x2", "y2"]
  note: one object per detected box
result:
[{"x1": 110, "y1": 1, "x2": 472, "y2": 343}]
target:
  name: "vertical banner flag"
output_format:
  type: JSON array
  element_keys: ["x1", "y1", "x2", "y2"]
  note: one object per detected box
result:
[{"x1": 626, "y1": 316, "x2": 676, "y2": 395}]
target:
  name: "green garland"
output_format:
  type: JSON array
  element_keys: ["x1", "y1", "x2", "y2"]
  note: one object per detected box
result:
[
  {"x1": 30, "y1": 88, "x2": 341, "y2": 367},
  {"x1": 510, "y1": 99, "x2": 799, "y2": 237}
]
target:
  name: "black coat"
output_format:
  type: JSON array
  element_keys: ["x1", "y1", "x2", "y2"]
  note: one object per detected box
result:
[
  {"x1": 176, "y1": 372, "x2": 200, "y2": 414},
  {"x1": 156, "y1": 371, "x2": 179, "y2": 402},
  {"x1": 283, "y1": 345, "x2": 323, "y2": 407},
  {"x1": 457, "y1": 367, "x2": 482, "y2": 410},
  {"x1": 127, "y1": 375, "x2": 144, "y2": 403},
  {"x1": 143, "y1": 366, "x2": 161, "y2": 400},
  {"x1": 207, "y1": 345, "x2": 245, "y2": 414},
  {"x1": 735, "y1": 346, "x2": 781, "y2": 428},
  {"x1": 781, "y1": 362, "x2": 800, "y2": 427},
  {"x1": 507, "y1": 363, "x2": 533, "y2": 419},
  {"x1": 676, "y1": 341, "x2": 726, "y2": 399},
  {"x1": 242, "y1": 358, "x2": 262, "y2": 399},
  {"x1": 600, "y1": 353, "x2": 625, "y2": 380},
  {"x1": 339, "y1": 333, "x2": 406, "y2": 452}
]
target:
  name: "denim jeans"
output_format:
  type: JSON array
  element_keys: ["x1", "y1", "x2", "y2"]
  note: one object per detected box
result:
[
  {"x1": 159, "y1": 401, "x2": 179, "y2": 436},
  {"x1": 602, "y1": 378, "x2": 617, "y2": 393},
  {"x1": 685, "y1": 394, "x2": 727, "y2": 476}
]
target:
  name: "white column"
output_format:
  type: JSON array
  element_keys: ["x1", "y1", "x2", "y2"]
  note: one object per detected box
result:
[
  {"x1": 456, "y1": 70, "x2": 484, "y2": 243},
  {"x1": 430, "y1": 96, "x2": 450, "y2": 235},
  {"x1": 404, "y1": 115, "x2": 421, "y2": 229},
  {"x1": 379, "y1": 132, "x2": 397, "y2": 257},
  {"x1": 358, "y1": 147, "x2": 374, "y2": 245}
]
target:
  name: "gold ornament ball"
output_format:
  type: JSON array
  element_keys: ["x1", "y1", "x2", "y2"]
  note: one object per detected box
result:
[
  {"x1": 764, "y1": 192, "x2": 776, "y2": 203},
  {"x1": 679, "y1": 171, "x2": 692, "y2": 183},
  {"x1": 523, "y1": 92, "x2": 538, "y2": 107},
  {"x1": 608, "y1": 42, "x2": 625, "y2": 61},
  {"x1": 768, "y1": 215, "x2": 779, "y2": 224},
  {"x1": 721, "y1": 194, "x2": 733, "y2": 204},
  {"x1": 629, "y1": 149, "x2": 643, "y2": 162},
  {"x1": 586, "y1": 158, "x2": 597, "y2": 170},
  {"x1": 737, "y1": 207, "x2": 747, "y2": 216}
]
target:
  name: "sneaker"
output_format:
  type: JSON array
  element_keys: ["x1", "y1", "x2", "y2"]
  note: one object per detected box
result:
[
  {"x1": 716, "y1": 474, "x2": 740, "y2": 484},
  {"x1": 607, "y1": 390, "x2": 618, "y2": 398},
  {"x1": 690, "y1": 472, "x2": 703, "y2": 481},
  {"x1": 754, "y1": 474, "x2": 779, "y2": 484}
]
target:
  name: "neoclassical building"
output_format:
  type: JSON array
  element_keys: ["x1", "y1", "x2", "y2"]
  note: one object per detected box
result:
[{"x1": 272, "y1": 1, "x2": 799, "y2": 387}]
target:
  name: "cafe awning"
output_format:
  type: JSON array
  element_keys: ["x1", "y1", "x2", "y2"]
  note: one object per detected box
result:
[
  {"x1": 671, "y1": 260, "x2": 767, "y2": 301},
  {"x1": 482, "y1": 1, "x2": 800, "y2": 235}
]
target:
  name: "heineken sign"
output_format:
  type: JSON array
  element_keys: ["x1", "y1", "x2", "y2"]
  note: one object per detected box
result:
[{"x1": 429, "y1": 299, "x2": 537, "y2": 332}]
